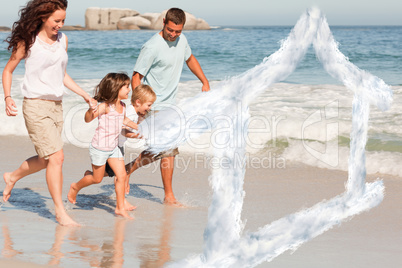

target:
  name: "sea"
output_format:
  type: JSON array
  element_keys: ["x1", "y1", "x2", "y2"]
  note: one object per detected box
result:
[{"x1": 0, "y1": 25, "x2": 401, "y2": 177}]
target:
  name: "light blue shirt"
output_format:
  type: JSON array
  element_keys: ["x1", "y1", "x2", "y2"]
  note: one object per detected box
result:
[{"x1": 133, "y1": 32, "x2": 192, "y2": 110}]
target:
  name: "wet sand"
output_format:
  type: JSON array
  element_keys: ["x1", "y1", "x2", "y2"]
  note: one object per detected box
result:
[{"x1": 0, "y1": 136, "x2": 401, "y2": 267}]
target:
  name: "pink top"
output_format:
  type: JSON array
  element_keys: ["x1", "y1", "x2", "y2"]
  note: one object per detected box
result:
[{"x1": 91, "y1": 102, "x2": 125, "y2": 151}]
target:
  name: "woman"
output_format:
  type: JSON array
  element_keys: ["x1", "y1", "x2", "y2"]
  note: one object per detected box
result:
[{"x1": 2, "y1": 0, "x2": 96, "y2": 226}]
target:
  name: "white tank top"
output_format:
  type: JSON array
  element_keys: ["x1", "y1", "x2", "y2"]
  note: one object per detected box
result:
[{"x1": 21, "y1": 32, "x2": 68, "y2": 101}]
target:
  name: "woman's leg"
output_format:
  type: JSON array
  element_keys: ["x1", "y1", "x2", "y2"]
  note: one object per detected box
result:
[
  {"x1": 67, "y1": 164, "x2": 106, "y2": 204},
  {"x1": 3, "y1": 155, "x2": 47, "y2": 202},
  {"x1": 45, "y1": 149, "x2": 79, "y2": 226}
]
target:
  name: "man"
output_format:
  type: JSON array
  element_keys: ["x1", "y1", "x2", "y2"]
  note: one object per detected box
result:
[{"x1": 129, "y1": 8, "x2": 210, "y2": 205}]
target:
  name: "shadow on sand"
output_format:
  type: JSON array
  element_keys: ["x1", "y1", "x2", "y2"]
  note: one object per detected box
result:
[{"x1": 1, "y1": 188, "x2": 55, "y2": 222}]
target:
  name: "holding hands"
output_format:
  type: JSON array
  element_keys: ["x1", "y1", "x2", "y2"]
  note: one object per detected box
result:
[
  {"x1": 4, "y1": 96, "x2": 17, "y2": 116},
  {"x1": 88, "y1": 98, "x2": 98, "y2": 112}
]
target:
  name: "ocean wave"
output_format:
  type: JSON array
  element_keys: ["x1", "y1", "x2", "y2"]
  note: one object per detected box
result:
[{"x1": 1, "y1": 80, "x2": 400, "y2": 177}]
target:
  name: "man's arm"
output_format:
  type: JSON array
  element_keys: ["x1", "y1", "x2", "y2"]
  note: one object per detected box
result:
[
  {"x1": 131, "y1": 72, "x2": 144, "y2": 91},
  {"x1": 186, "y1": 54, "x2": 210, "y2": 92}
]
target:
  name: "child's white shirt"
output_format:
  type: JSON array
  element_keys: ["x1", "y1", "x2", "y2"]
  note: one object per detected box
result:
[{"x1": 118, "y1": 104, "x2": 139, "y2": 147}]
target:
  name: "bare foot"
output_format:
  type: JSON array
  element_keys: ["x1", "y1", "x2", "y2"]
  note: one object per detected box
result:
[
  {"x1": 55, "y1": 210, "x2": 80, "y2": 226},
  {"x1": 124, "y1": 198, "x2": 136, "y2": 211},
  {"x1": 3, "y1": 172, "x2": 16, "y2": 202},
  {"x1": 67, "y1": 183, "x2": 78, "y2": 204},
  {"x1": 164, "y1": 197, "x2": 185, "y2": 207},
  {"x1": 115, "y1": 208, "x2": 134, "y2": 220}
]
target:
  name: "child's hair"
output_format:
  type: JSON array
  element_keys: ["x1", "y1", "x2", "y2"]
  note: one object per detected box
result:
[
  {"x1": 6, "y1": 0, "x2": 69, "y2": 58},
  {"x1": 93, "y1": 72, "x2": 131, "y2": 103},
  {"x1": 131, "y1": 84, "x2": 156, "y2": 104}
]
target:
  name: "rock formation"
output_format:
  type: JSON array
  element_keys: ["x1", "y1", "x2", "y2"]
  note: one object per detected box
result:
[
  {"x1": 61, "y1": 25, "x2": 85, "y2": 31},
  {"x1": 85, "y1": 8, "x2": 210, "y2": 31},
  {"x1": 150, "y1": 10, "x2": 210, "y2": 30},
  {"x1": 85, "y1": 8, "x2": 140, "y2": 30},
  {"x1": 0, "y1": 26, "x2": 11, "y2": 31}
]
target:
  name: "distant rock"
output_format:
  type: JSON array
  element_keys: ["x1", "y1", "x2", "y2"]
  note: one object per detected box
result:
[
  {"x1": 61, "y1": 25, "x2": 85, "y2": 31},
  {"x1": 0, "y1": 26, "x2": 11, "y2": 31},
  {"x1": 85, "y1": 7, "x2": 140, "y2": 30},
  {"x1": 150, "y1": 10, "x2": 210, "y2": 30},
  {"x1": 85, "y1": 8, "x2": 210, "y2": 31},
  {"x1": 117, "y1": 18, "x2": 140, "y2": 30},
  {"x1": 117, "y1": 16, "x2": 149, "y2": 30},
  {"x1": 194, "y1": 19, "x2": 210, "y2": 30},
  {"x1": 140, "y1": 13, "x2": 160, "y2": 24}
]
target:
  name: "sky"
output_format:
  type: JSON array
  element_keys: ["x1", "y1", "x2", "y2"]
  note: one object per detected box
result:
[{"x1": 0, "y1": 0, "x2": 401, "y2": 27}]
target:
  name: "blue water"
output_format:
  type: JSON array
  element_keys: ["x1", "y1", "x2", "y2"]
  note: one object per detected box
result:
[
  {"x1": 1, "y1": 26, "x2": 401, "y2": 85},
  {"x1": 0, "y1": 19, "x2": 401, "y2": 268},
  {"x1": 1, "y1": 26, "x2": 401, "y2": 177}
]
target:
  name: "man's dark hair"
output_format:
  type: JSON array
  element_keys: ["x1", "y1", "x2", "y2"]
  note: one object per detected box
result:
[{"x1": 165, "y1": 8, "x2": 186, "y2": 25}]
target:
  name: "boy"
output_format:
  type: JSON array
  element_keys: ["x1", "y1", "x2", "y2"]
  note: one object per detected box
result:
[{"x1": 105, "y1": 85, "x2": 156, "y2": 194}]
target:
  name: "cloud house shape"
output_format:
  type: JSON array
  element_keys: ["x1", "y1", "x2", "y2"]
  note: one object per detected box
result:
[{"x1": 135, "y1": 7, "x2": 393, "y2": 267}]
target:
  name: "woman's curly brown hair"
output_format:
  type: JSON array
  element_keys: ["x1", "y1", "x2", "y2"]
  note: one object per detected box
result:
[{"x1": 5, "y1": 0, "x2": 68, "y2": 58}]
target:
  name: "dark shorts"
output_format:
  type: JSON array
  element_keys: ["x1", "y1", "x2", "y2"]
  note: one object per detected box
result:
[
  {"x1": 104, "y1": 148, "x2": 179, "y2": 177},
  {"x1": 151, "y1": 147, "x2": 179, "y2": 160},
  {"x1": 104, "y1": 146, "x2": 125, "y2": 177}
]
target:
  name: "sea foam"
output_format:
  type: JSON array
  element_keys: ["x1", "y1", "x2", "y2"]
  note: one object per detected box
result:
[{"x1": 133, "y1": 7, "x2": 392, "y2": 267}]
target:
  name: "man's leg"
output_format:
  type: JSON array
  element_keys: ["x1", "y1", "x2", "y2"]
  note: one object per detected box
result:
[{"x1": 160, "y1": 156, "x2": 180, "y2": 205}]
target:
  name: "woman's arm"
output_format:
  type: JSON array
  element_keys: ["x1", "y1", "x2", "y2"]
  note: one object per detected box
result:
[
  {"x1": 2, "y1": 43, "x2": 25, "y2": 116},
  {"x1": 64, "y1": 73, "x2": 97, "y2": 109},
  {"x1": 64, "y1": 35, "x2": 97, "y2": 109}
]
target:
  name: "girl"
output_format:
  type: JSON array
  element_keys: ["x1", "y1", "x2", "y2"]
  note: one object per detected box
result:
[
  {"x1": 67, "y1": 73, "x2": 136, "y2": 219},
  {"x1": 2, "y1": 0, "x2": 96, "y2": 226}
]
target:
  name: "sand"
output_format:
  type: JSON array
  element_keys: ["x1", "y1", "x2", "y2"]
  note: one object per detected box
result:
[{"x1": 0, "y1": 136, "x2": 401, "y2": 267}]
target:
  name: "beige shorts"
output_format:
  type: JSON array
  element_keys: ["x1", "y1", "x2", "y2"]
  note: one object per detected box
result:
[{"x1": 23, "y1": 99, "x2": 64, "y2": 160}]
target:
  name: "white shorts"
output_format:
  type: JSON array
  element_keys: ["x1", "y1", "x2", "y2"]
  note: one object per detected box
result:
[{"x1": 89, "y1": 144, "x2": 124, "y2": 166}]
